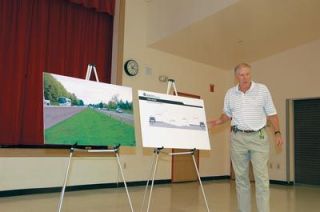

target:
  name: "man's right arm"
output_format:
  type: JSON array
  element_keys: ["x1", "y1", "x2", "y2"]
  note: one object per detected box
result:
[
  {"x1": 208, "y1": 89, "x2": 232, "y2": 128},
  {"x1": 208, "y1": 113, "x2": 231, "y2": 128}
]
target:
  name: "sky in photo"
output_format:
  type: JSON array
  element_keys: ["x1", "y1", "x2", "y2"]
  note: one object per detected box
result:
[{"x1": 50, "y1": 73, "x2": 132, "y2": 105}]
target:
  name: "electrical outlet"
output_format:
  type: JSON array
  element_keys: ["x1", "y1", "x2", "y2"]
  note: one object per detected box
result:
[
  {"x1": 277, "y1": 163, "x2": 280, "y2": 169},
  {"x1": 144, "y1": 66, "x2": 152, "y2": 75},
  {"x1": 123, "y1": 162, "x2": 127, "y2": 169},
  {"x1": 269, "y1": 163, "x2": 273, "y2": 169}
]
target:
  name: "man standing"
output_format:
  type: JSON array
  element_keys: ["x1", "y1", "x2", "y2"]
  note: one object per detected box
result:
[{"x1": 209, "y1": 63, "x2": 283, "y2": 212}]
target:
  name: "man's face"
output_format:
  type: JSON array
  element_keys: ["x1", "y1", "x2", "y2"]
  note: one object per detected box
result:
[{"x1": 235, "y1": 67, "x2": 252, "y2": 87}]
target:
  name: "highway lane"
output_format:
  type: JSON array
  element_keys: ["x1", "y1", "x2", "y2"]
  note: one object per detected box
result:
[{"x1": 43, "y1": 106, "x2": 86, "y2": 129}]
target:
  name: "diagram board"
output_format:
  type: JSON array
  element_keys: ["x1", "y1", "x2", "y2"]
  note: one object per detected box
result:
[{"x1": 138, "y1": 90, "x2": 211, "y2": 150}]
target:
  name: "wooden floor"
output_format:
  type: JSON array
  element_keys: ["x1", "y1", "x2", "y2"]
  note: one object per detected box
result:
[{"x1": 0, "y1": 180, "x2": 320, "y2": 212}]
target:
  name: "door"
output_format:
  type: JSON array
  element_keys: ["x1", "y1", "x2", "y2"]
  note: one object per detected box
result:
[
  {"x1": 171, "y1": 92, "x2": 200, "y2": 183},
  {"x1": 294, "y1": 98, "x2": 320, "y2": 185}
]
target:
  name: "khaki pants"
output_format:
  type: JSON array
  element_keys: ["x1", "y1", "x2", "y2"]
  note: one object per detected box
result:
[{"x1": 231, "y1": 129, "x2": 270, "y2": 212}]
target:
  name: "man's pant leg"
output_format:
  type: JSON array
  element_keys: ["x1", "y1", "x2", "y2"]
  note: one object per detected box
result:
[
  {"x1": 250, "y1": 131, "x2": 270, "y2": 212},
  {"x1": 231, "y1": 132, "x2": 251, "y2": 212}
]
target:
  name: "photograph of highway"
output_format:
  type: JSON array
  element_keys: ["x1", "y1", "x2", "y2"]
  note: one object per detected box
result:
[{"x1": 43, "y1": 72, "x2": 135, "y2": 147}]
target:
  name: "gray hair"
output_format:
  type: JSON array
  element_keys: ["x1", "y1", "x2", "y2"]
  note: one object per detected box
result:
[{"x1": 234, "y1": 63, "x2": 251, "y2": 74}]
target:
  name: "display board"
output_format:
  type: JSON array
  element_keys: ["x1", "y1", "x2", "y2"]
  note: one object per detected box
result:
[
  {"x1": 138, "y1": 90, "x2": 211, "y2": 150},
  {"x1": 43, "y1": 72, "x2": 135, "y2": 147}
]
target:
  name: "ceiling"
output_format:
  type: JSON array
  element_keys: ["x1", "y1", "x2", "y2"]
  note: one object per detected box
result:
[{"x1": 149, "y1": 0, "x2": 320, "y2": 70}]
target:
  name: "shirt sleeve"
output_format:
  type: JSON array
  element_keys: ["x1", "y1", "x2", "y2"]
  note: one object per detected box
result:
[
  {"x1": 223, "y1": 89, "x2": 232, "y2": 118},
  {"x1": 263, "y1": 85, "x2": 277, "y2": 116}
]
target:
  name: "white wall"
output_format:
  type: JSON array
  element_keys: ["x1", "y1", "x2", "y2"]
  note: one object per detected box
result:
[
  {"x1": 121, "y1": 0, "x2": 231, "y2": 179},
  {"x1": 146, "y1": 0, "x2": 238, "y2": 44},
  {"x1": 0, "y1": 0, "x2": 231, "y2": 192},
  {"x1": 251, "y1": 38, "x2": 320, "y2": 181},
  {"x1": 0, "y1": 157, "x2": 119, "y2": 191}
]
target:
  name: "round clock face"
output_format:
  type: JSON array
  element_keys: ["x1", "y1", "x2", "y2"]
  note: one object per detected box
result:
[{"x1": 124, "y1": 59, "x2": 139, "y2": 76}]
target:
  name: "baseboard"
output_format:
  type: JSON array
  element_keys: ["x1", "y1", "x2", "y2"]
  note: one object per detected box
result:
[
  {"x1": 270, "y1": 180, "x2": 294, "y2": 185},
  {"x1": 0, "y1": 179, "x2": 171, "y2": 198},
  {"x1": 0, "y1": 177, "x2": 292, "y2": 197},
  {"x1": 0, "y1": 176, "x2": 231, "y2": 197},
  {"x1": 201, "y1": 175, "x2": 230, "y2": 181}
]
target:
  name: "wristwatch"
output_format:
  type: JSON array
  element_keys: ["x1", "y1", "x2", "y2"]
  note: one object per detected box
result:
[{"x1": 274, "y1": 131, "x2": 281, "y2": 135}]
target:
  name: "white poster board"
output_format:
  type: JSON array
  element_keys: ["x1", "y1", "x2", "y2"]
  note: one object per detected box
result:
[{"x1": 138, "y1": 90, "x2": 211, "y2": 150}]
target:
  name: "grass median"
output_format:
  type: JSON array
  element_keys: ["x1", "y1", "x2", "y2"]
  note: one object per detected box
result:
[{"x1": 45, "y1": 108, "x2": 135, "y2": 147}]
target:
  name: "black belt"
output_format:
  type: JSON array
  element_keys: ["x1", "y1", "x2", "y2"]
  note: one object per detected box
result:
[{"x1": 231, "y1": 126, "x2": 264, "y2": 133}]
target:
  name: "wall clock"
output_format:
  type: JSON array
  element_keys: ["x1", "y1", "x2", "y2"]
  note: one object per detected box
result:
[{"x1": 124, "y1": 59, "x2": 139, "y2": 76}]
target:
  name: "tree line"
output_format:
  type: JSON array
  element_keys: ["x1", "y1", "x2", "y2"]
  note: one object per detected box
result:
[
  {"x1": 43, "y1": 73, "x2": 83, "y2": 106},
  {"x1": 43, "y1": 73, "x2": 133, "y2": 111}
]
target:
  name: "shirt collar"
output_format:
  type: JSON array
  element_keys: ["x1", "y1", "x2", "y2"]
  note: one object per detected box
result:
[{"x1": 236, "y1": 81, "x2": 255, "y2": 93}]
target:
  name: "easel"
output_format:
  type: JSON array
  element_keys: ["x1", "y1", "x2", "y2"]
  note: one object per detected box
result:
[
  {"x1": 140, "y1": 79, "x2": 210, "y2": 212},
  {"x1": 85, "y1": 64, "x2": 99, "y2": 82},
  {"x1": 57, "y1": 64, "x2": 134, "y2": 212}
]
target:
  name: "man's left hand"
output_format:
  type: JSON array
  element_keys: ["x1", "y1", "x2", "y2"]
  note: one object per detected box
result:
[{"x1": 275, "y1": 134, "x2": 283, "y2": 147}]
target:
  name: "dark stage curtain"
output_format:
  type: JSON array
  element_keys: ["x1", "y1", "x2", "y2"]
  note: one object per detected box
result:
[
  {"x1": 0, "y1": 0, "x2": 114, "y2": 145},
  {"x1": 68, "y1": 0, "x2": 115, "y2": 14}
]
